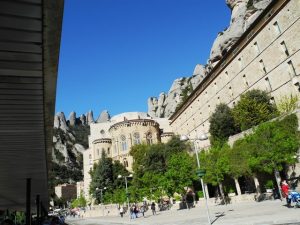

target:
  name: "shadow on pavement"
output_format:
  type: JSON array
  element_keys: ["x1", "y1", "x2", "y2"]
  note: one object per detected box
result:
[{"x1": 212, "y1": 212, "x2": 225, "y2": 224}]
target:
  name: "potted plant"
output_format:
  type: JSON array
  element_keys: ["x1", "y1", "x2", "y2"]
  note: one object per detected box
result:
[{"x1": 265, "y1": 180, "x2": 274, "y2": 193}]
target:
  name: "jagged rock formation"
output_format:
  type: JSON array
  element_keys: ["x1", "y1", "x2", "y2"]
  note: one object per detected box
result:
[
  {"x1": 54, "y1": 112, "x2": 69, "y2": 132},
  {"x1": 79, "y1": 114, "x2": 86, "y2": 125},
  {"x1": 52, "y1": 110, "x2": 110, "y2": 185},
  {"x1": 69, "y1": 111, "x2": 76, "y2": 126},
  {"x1": 148, "y1": 64, "x2": 206, "y2": 118},
  {"x1": 52, "y1": 110, "x2": 108, "y2": 185},
  {"x1": 209, "y1": 0, "x2": 272, "y2": 63},
  {"x1": 148, "y1": 0, "x2": 271, "y2": 118},
  {"x1": 86, "y1": 110, "x2": 94, "y2": 125},
  {"x1": 96, "y1": 110, "x2": 111, "y2": 123}
]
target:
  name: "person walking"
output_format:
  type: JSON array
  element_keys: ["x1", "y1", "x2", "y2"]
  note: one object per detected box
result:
[
  {"x1": 281, "y1": 180, "x2": 290, "y2": 206},
  {"x1": 119, "y1": 206, "x2": 124, "y2": 218},
  {"x1": 151, "y1": 202, "x2": 156, "y2": 215}
]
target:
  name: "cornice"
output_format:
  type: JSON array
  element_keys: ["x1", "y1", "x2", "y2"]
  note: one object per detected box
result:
[
  {"x1": 92, "y1": 138, "x2": 112, "y2": 144},
  {"x1": 109, "y1": 119, "x2": 159, "y2": 131}
]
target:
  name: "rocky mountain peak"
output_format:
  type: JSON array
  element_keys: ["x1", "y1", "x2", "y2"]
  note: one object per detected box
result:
[
  {"x1": 96, "y1": 110, "x2": 111, "y2": 123},
  {"x1": 148, "y1": 0, "x2": 271, "y2": 118},
  {"x1": 209, "y1": 0, "x2": 271, "y2": 63},
  {"x1": 86, "y1": 110, "x2": 94, "y2": 125}
]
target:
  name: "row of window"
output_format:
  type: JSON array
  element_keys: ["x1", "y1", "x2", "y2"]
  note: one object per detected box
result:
[
  {"x1": 113, "y1": 132, "x2": 154, "y2": 153},
  {"x1": 176, "y1": 15, "x2": 300, "y2": 133}
]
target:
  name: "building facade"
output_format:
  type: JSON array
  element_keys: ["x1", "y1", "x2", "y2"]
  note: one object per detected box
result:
[
  {"x1": 83, "y1": 112, "x2": 172, "y2": 199},
  {"x1": 55, "y1": 184, "x2": 77, "y2": 202},
  {"x1": 170, "y1": 0, "x2": 300, "y2": 148}
]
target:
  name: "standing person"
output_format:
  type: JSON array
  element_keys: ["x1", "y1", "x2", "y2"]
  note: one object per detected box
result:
[
  {"x1": 130, "y1": 206, "x2": 136, "y2": 219},
  {"x1": 151, "y1": 202, "x2": 156, "y2": 215},
  {"x1": 119, "y1": 206, "x2": 124, "y2": 218},
  {"x1": 140, "y1": 205, "x2": 145, "y2": 217},
  {"x1": 281, "y1": 180, "x2": 290, "y2": 206}
]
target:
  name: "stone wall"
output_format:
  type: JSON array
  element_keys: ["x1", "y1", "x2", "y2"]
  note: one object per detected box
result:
[{"x1": 170, "y1": 0, "x2": 300, "y2": 148}]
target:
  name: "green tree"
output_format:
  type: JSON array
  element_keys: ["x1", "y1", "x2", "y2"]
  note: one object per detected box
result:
[
  {"x1": 130, "y1": 144, "x2": 149, "y2": 175},
  {"x1": 246, "y1": 114, "x2": 299, "y2": 174},
  {"x1": 164, "y1": 152, "x2": 197, "y2": 195},
  {"x1": 200, "y1": 145, "x2": 230, "y2": 198},
  {"x1": 164, "y1": 136, "x2": 192, "y2": 157},
  {"x1": 232, "y1": 89, "x2": 278, "y2": 131},
  {"x1": 89, "y1": 151, "x2": 113, "y2": 201},
  {"x1": 112, "y1": 160, "x2": 130, "y2": 188},
  {"x1": 209, "y1": 103, "x2": 238, "y2": 145},
  {"x1": 130, "y1": 136, "x2": 193, "y2": 198},
  {"x1": 138, "y1": 171, "x2": 167, "y2": 201},
  {"x1": 200, "y1": 145, "x2": 230, "y2": 186},
  {"x1": 229, "y1": 139, "x2": 252, "y2": 178},
  {"x1": 71, "y1": 192, "x2": 87, "y2": 208}
]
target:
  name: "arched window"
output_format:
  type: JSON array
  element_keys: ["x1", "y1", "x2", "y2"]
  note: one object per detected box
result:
[
  {"x1": 146, "y1": 132, "x2": 153, "y2": 145},
  {"x1": 123, "y1": 158, "x2": 129, "y2": 168},
  {"x1": 133, "y1": 132, "x2": 141, "y2": 145},
  {"x1": 107, "y1": 147, "x2": 110, "y2": 155},
  {"x1": 120, "y1": 135, "x2": 127, "y2": 151}
]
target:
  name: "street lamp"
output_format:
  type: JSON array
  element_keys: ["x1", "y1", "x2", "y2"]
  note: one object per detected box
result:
[
  {"x1": 95, "y1": 187, "x2": 107, "y2": 204},
  {"x1": 118, "y1": 174, "x2": 133, "y2": 219},
  {"x1": 180, "y1": 133, "x2": 212, "y2": 225}
]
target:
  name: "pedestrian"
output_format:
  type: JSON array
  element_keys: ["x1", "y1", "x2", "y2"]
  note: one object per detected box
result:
[
  {"x1": 140, "y1": 205, "x2": 145, "y2": 217},
  {"x1": 119, "y1": 207, "x2": 124, "y2": 218},
  {"x1": 281, "y1": 180, "x2": 290, "y2": 206},
  {"x1": 130, "y1": 206, "x2": 136, "y2": 219},
  {"x1": 133, "y1": 205, "x2": 139, "y2": 218},
  {"x1": 151, "y1": 202, "x2": 156, "y2": 215}
]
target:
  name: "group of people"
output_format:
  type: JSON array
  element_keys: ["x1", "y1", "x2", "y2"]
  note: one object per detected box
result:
[
  {"x1": 280, "y1": 179, "x2": 300, "y2": 208},
  {"x1": 119, "y1": 202, "x2": 157, "y2": 219}
]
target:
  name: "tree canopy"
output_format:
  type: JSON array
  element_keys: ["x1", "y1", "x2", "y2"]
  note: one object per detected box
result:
[
  {"x1": 232, "y1": 89, "x2": 278, "y2": 131},
  {"x1": 209, "y1": 103, "x2": 238, "y2": 145}
]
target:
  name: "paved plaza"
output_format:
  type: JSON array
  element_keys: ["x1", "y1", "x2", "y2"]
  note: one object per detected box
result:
[{"x1": 66, "y1": 200, "x2": 300, "y2": 225}]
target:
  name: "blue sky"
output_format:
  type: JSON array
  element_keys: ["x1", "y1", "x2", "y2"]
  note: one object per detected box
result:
[{"x1": 55, "y1": 0, "x2": 231, "y2": 118}]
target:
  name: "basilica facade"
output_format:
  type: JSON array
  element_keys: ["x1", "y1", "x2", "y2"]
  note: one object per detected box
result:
[{"x1": 82, "y1": 111, "x2": 172, "y2": 199}]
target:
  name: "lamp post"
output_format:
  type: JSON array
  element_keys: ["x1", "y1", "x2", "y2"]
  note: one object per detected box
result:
[
  {"x1": 96, "y1": 187, "x2": 107, "y2": 216},
  {"x1": 95, "y1": 187, "x2": 107, "y2": 204},
  {"x1": 180, "y1": 133, "x2": 212, "y2": 225},
  {"x1": 118, "y1": 174, "x2": 133, "y2": 220}
]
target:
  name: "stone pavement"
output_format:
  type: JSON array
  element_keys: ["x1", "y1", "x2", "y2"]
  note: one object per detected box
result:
[{"x1": 66, "y1": 200, "x2": 300, "y2": 225}]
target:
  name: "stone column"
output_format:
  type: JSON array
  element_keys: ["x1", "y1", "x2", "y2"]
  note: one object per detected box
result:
[
  {"x1": 219, "y1": 183, "x2": 225, "y2": 198},
  {"x1": 253, "y1": 175, "x2": 261, "y2": 193},
  {"x1": 234, "y1": 178, "x2": 242, "y2": 196}
]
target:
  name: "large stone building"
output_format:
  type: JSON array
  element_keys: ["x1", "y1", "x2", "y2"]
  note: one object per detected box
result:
[
  {"x1": 170, "y1": 0, "x2": 300, "y2": 148},
  {"x1": 83, "y1": 111, "x2": 172, "y2": 199}
]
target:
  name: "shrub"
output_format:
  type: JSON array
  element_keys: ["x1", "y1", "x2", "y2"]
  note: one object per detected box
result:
[{"x1": 276, "y1": 94, "x2": 299, "y2": 115}]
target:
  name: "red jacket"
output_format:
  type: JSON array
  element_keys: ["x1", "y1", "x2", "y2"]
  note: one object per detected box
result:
[{"x1": 281, "y1": 184, "x2": 289, "y2": 197}]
